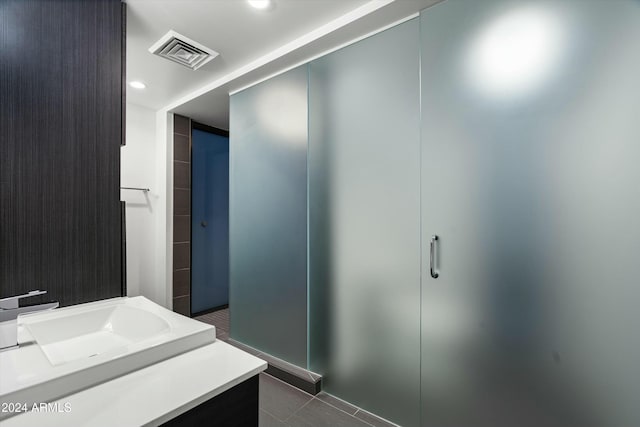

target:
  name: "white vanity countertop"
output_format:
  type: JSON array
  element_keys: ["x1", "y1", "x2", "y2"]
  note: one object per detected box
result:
[
  {"x1": 1, "y1": 340, "x2": 267, "y2": 427},
  {"x1": 2, "y1": 297, "x2": 217, "y2": 408}
]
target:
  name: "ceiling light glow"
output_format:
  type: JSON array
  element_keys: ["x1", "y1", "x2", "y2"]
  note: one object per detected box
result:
[
  {"x1": 129, "y1": 81, "x2": 146, "y2": 89},
  {"x1": 256, "y1": 83, "x2": 306, "y2": 144},
  {"x1": 248, "y1": 0, "x2": 271, "y2": 10},
  {"x1": 467, "y1": 6, "x2": 564, "y2": 99}
]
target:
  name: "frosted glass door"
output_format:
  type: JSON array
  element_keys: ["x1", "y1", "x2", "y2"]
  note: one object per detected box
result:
[
  {"x1": 308, "y1": 19, "x2": 421, "y2": 427},
  {"x1": 420, "y1": 1, "x2": 640, "y2": 426}
]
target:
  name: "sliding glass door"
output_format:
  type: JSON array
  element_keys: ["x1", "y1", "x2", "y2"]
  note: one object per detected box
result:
[
  {"x1": 308, "y1": 19, "x2": 421, "y2": 427},
  {"x1": 420, "y1": 1, "x2": 640, "y2": 426}
]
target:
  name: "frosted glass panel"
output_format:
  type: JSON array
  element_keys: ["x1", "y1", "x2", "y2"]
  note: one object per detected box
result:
[
  {"x1": 309, "y1": 20, "x2": 421, "y2": 427},
  {"x1": 229, "y1": 66, "x2": 308, "y2": 367},
  {"x1": 420, "y1": 1, "x2": 640, "y2": 426}
]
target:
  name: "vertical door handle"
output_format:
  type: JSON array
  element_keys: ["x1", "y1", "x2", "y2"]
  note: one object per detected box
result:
[{"x1": 430, "y1": 235, "x2": 439, "y2": 279}]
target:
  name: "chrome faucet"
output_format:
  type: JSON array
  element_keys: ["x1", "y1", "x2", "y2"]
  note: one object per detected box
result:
[{"x1": 0, "y1": 290, "x2": 59, "y2": 323}]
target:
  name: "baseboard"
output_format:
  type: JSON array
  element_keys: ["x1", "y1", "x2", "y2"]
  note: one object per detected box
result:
[
  {"x1": 228, "y1": 338, "x2": 321, "y2": 395},
  {"x1": 191, "y1": 304, "x2": 229, "y2": 317}
]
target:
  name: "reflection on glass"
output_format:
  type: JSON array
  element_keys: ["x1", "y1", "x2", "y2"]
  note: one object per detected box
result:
[
  {"x1": 255, "y1": 83, "x2": 307, "y2": 144},
  {"x1": 465, "y1": 5, "x2": 565, "y2": 99}
]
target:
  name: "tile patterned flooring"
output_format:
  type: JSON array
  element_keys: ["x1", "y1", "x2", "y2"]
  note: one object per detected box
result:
[
  {"x1": 195, "y1": 309, "x2": 396, "y2": 427},
  {"x1": 195, "y1": 309, "x2": 230, "y2": 341}
]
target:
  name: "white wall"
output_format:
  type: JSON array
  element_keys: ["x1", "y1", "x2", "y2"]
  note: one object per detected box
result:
[
  {"x1": 121, "y1": 103, "x2": 161, "y2": 304},
  {"x1": 155, "y1": 110, "x2": 174, "y2": 309}
]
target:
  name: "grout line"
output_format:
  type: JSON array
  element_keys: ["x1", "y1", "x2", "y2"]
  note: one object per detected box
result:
[
  {"x1": 353, "y1": 411, "x2": 377, "y2": 427},
  {"x1": 313, "y1": 397, "x2": 377, "y2": 427},
  {"x1": 313, "y1": 391, "x2": 396, "y2": 427},
  {"x1": 174, "y1": 160, "x2": 189, "y2": 164},
  {"x1": 173, "y1": 131, "x2": 189, "y2": 137},
  {"x1": 260, "y1": 407, "x2": 285, "y2": 424},
  {"x1": 353, "y1": 407, "x2": 402, "y2": 427},
  {"x1": 318, "y1": 392, "x2": 358, "y2": 415},
  {"x1": 284, "y1": 394, "x2": 315, "y2": 423},
  {"x1": 317, "y1": 396, "x2": 358, "y2": 416}
]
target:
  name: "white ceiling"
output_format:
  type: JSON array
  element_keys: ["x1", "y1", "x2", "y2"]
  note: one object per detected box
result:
[{"x1": 126, "y1": 0, "x2": 441, "y2": 129}]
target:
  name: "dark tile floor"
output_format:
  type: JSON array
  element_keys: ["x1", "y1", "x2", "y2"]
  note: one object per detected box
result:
[
  {"x1": 195, "y1": 309, "x2": 230, "y2": 341},
  {"x1": 195, "y1": 309, "x2": 396, "y2": 427}
]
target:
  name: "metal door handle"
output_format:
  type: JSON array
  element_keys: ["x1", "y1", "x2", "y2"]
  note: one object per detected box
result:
[{"x1": 430, "y1": 235, "x2": 439, "y2": 279}]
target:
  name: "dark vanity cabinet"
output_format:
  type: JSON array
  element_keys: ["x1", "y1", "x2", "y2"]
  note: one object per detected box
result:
[{"x1": 0, "y1": 0, "x2": 125, "y2": 306}]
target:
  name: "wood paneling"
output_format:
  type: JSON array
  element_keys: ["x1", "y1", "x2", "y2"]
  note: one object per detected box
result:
[{"x1": 0, "y1": 0, "x2": 124, "y2": 306}]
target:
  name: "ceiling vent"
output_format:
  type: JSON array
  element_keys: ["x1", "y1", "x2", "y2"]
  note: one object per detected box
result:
[{"x1": 148, "y1": 30, "x2": 219, "y2": 71}]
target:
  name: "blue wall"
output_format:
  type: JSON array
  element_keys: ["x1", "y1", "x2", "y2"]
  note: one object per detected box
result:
[{"x1": 191, "y1": 129, "x2": 229, "y2": 313}]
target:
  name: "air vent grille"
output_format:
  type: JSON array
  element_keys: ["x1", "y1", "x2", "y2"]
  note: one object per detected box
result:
[{"x1": 149, "y1": 30, "x2": 219, "y2": 71}]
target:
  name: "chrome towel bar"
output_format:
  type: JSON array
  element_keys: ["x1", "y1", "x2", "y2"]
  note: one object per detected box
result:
[{"x1": 121, "y1": 187, "x2": 150, "y2": 192}]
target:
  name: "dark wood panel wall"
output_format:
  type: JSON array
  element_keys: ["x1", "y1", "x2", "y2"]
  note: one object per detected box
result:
[{"x1": 0, "y1": 0, "x2": 125, "y2": 306}]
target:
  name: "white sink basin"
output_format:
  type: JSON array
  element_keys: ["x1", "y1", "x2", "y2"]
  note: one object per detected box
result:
[
  {"x1": 0, "y1": 296, "x2": 215, "y2": 419},
  {"x1": 20, "y1": 304, "x2": 171, "y2": 366}
]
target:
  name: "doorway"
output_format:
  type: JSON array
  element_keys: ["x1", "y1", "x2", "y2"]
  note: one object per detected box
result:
[{"x1": 191, "y1": 123, "x2": 230, "y2": 315}]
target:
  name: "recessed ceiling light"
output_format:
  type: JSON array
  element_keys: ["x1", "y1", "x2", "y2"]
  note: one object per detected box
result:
[
  {"x1": 248, "y1": 0, "x2": 271, "y2": 10},
  {"x1": 129, "y1": 81, "x2": 146, "y2": 89}
]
